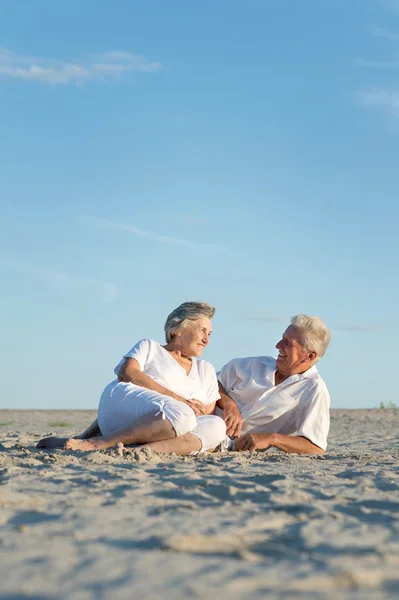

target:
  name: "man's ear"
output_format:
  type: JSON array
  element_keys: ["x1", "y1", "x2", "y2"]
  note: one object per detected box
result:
[{"x1": 308, "y1": 351, "x2": 317, "y2": 363}]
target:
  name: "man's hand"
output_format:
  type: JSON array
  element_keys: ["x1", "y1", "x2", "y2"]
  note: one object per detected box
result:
[
  {"x1": 223, "y1": 401, "x2": 243, "y2": 438},
  {"x1": 186, "y1": 399, "x2": 207, "y2": 416},
  {"x1": 236, "y1": 432, "x2": 275, "y2": 452},
  {"x1": 216, "y1": 381, "x2": 243, "y2": 437}
]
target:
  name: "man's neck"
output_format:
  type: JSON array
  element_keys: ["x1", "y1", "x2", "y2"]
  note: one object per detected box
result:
[{"x1": 275, "y1": 363, "x2": 314, "y2": 386}]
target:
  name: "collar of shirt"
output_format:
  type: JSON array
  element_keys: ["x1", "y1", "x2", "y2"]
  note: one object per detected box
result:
[{"x1": 259, "y1": 357, "x2": 319, "y2": 387}]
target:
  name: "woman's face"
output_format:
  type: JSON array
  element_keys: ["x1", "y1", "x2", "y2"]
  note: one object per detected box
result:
[{"x1": 177, "y1": 317, "x2": 213, "y2": 357}]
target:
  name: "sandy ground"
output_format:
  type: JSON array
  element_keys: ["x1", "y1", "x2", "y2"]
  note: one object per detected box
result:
[{"x1": 0, "y1": 409, "x2": 399, "y2": 600}]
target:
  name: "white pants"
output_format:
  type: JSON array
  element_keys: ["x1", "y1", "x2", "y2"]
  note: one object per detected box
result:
[{"x1": 98, "y1": 380, "x2": 226, "y2": 452}]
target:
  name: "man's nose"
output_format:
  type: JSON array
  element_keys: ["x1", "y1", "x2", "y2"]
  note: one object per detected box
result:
[{"x1": 275, "y1": 339, "x2": 282, "y2": 349}]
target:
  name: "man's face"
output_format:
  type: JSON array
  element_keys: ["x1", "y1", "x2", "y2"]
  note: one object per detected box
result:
[{"x1": 275, "y1": 325, "x2": 313, "y2": 375}]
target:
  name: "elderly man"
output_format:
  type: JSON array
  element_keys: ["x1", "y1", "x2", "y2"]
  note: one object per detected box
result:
[{"x1": 217, "y1": 314, "x2": 331, "y2": 454}]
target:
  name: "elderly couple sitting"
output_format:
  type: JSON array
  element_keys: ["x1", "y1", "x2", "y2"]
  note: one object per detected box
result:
[{"x1": 37, "y1": 301, "x2": 331, "y2": 456}]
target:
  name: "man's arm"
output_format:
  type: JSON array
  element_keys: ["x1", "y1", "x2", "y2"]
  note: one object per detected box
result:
[
  {"x1": 216, "y1": 381, "x2": 243, "y2": 438},
  {"x1": 236, "y1": 432, "x2": 325, "y2": 454}
]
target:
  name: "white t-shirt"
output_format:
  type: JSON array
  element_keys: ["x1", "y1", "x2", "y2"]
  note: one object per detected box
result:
[
  {"x1": 218, "y1": 356, "x2": 330, "y2": 450},
  {"x1": 114, "y1": 338, "x2": 220, "y2": 406}
]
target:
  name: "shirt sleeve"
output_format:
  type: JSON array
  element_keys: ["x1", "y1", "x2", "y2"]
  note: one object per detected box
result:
[
  {"x1": 295, "y1": 386, "x2": 330, "y2": 451},
  {"x1": 203, "y1": 363, "x2": 221, "y2": 405},
  {"x1": 113, "y1": 338, "x2": 151, "y2": 376},
  {"x1": 217, "y1": 358, "x2": 239, "y2": 393}
]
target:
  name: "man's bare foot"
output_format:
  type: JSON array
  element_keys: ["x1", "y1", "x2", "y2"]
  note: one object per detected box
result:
[
  {"x1": 37, "y1": 437, "x2": 69, "y2": 449},
  {"x1": 64, "y1": 438, "x2": 101, "y2": 451}
]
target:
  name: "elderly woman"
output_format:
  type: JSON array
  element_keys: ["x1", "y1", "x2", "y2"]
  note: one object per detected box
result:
[{"x1": 38, "y1": 301, "x2": 226, "y2": 455}]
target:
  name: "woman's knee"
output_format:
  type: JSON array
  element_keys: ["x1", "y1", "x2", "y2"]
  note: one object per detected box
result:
[
  {"x1": 209, "y1": 416, "x2": 227, "y2": 447},
  {"x1": 163, "y1": 401, "x2": 197, "y2": 437}
]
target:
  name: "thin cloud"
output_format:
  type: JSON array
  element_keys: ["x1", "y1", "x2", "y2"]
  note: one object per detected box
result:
[
  {"x1": 370, "y1": 26, "x2": 399, "y2": 42},
  {"x1": 31, "y1": 267, "x2": 118, "y2": 302},
  {"x1": 0, "y1": 48, "x2": 160, "y2": 85},
  {"x1": 81, "y1": 215, "x2": 224, "y2": 253},
  {"x1": 178, "y1": 215, "x2": 211, "y2": 225},
  {"x1": 355, "y1": 16, "x2": 399, "y2": 117},
  {"x1": 5, "y1": 261, "x2": 117, "y2": 302},
  {"x1": 246, "y1": 313, "x2": 287, "y2": 324},
  {"x1": 358, "y1": 88, "x2": 399, "y2": 116},
  {"x1": 332, "y1": 324, "x2": 382, "y2": 333},
  {"x1": 353, "y1": 57, "x2": 399, "y2": 68},
  {"x1": 246, "y1": 312, "x2": 380, "y2": 333}
]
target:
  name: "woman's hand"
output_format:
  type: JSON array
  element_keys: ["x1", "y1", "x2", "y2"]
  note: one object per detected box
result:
[{"x1": 186, "y1": 399, "x2": 207, "y2": 416}]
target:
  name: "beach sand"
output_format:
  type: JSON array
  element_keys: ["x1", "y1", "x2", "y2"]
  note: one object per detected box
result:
[{"x1": 1, "y1": 409, "x2": 399, "y2": 599}]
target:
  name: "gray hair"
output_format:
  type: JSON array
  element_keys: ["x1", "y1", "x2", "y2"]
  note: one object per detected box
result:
[
  {"x1": 164, "y1": 301, "x2": 215, "y2": 343},
  {"x1": 290, "y1": 314, "x2": 331, "y2": 361}
]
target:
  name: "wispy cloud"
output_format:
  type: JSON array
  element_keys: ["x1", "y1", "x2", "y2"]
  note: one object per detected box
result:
[
  {"x1": 355, "y1": 17, "x2": 399, "y2": 117},
  {"x1": 246, "y1": 311, "x2": 380, "y2": 333},
  {"x1": 332, "y1": 324, "x2": 381, "y2": 333},
  {"x1": 177, "y1": 215, "x2": 211, "y2": 225},
  {"x1": 3, "y1": 260, "x2": 117, "y2": 302},
  {"x1": 30, "y1": 266, "x2": 117, "y2": 302},
  {"x1": 0, "y1": 48, "x2": 160, "y2": 85},
  {"x1": 358, "y1": 88, "x2": 399, "y2": 116},
  {"x1": 370, "y1": 25, "x2": 399, "y2": 42},
  {"x1": 81, "y1": 215, "x2": 224, "y2": 253},
  {"x1": 246, "y1": 312, "x2": 286, "y2": 324},
  {"x1": 353, "y1": 57, "x2": 399, "y2": 68}
]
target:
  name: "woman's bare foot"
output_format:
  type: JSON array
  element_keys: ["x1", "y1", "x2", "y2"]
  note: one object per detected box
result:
[
  {"x1": 37, "y1": 437, "x2": 69, "y2": 449},
  {"x1": 64, "y1": 438, "x2": 101, "y2": 451}
]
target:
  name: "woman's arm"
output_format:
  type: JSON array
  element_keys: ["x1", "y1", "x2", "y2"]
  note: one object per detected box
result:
[{"x1": 118, "y1": 357, "x2": 188, "y2": 404}]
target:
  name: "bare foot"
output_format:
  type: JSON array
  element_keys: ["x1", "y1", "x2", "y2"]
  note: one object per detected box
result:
[
  {"x1": 37, "y1": 437, "x2": 69, "y2": 449},
  {"x1": 64, "y1": 438, "x2": 100, "y2": 451}
]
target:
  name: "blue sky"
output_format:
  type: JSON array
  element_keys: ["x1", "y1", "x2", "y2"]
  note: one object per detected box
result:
[{"x1": 1, "y1": 0, "x2": 398, "y2": 410}]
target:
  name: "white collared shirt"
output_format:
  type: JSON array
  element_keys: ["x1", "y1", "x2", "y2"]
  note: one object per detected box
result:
[
  {"x1": 218, "y1": 356, "x2": 330, "y2": 450},
  {"x1": 114, "y1": 338, "x2": 220, "y2": 406}
]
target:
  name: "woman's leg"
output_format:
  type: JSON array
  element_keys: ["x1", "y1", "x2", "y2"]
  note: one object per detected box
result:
[
  {"x1": 37, "y1": 418, "x2": 101, "y2": 449},
  {"x1": 134, "y1": 414, "x2": 227, "y2": 456},
  {"x1": 189, "y1": 415, "x2": 227, "y2": 453},
  {"x1": 64, "y1": 386, "x2": 198, "y2": 452},
  {"x1": 64, "y1": 413, "x2": 176, "y2": 451},
  {"x1": 139, "y1": 432, "x2": 201, "y2": 455}
]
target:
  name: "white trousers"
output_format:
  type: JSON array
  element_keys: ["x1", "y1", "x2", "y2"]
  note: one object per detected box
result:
[{"x1": 98, "y1": 380, "x2": 226, "y2": 452}]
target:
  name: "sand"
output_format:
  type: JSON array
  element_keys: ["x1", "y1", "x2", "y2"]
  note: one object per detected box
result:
[{"x1": 1, "y1": 409, "x2": 399, "y2": 599}]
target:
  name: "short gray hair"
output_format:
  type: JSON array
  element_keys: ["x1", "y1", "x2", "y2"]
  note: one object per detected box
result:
[
  {"x1": 290, "y1": 314, "x2": 331, "y2": 361},
  {"x1": 164, "y1": 301, "x2": 215, "y2": 343}
]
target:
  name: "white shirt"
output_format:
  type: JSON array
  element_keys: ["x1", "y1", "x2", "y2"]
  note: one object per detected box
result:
[
  {"x1": 218, "y1": 356, "x2": 330, "y2": 450},
  {"x1": 114, "y1": 338, "x2": 220, "y2": 406}
]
